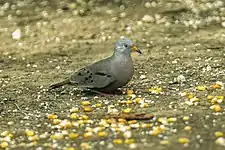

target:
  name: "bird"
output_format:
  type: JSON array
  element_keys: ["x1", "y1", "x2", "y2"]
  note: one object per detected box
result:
[{"x1": 49, "y1": 37, "x2": 142, "y2": 93}]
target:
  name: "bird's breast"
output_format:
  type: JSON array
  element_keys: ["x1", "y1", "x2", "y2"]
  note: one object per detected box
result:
[{"x1": 111, "y1": 56, "x2": 134, "y2": 83}]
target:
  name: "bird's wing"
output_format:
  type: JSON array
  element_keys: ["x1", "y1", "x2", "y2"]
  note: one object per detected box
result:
[{"x1": 69, "y1": 66, "x2": 116, "y2": 89}]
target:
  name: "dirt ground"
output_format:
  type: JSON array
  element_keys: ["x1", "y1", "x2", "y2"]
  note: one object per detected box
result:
[{"x1": 0, "y1": 0, "x2": 225, "y2": 150}]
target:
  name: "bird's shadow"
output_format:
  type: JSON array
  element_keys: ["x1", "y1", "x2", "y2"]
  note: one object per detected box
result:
[
  {"x1": 48, "y1": 86, "x2": 124, "y2": 98},
  {"x1": 83, "y1": 89, "x2": 124, "y2": 97}
]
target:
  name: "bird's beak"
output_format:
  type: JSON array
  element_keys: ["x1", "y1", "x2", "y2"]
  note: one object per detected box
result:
[{"x1": 131, "y1": 45, "x2": 142, "y2": 54}]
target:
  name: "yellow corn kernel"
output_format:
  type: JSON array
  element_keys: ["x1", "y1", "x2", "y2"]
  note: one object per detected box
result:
[
  {"x1": 207, "y1": 95, "x2": 214, "y2": 100},
  {"x1": 211, "y1": 98, "x2": 218, "y2": 104},
  {"x1": 51, "y1": 133, "x2": 64, "y2": 140},
  {"x1": 158, "y1": 117, "x2": 164, "y2": 123},
  {"x1": 83, "y1": 120, "x2": 90, "y2": 124},
  {"x1": 80, "y1": 143, "x2": 90, "y2": 149},
  {"x1": 0, "y1": 142, "x2": 8, "y2": 148},
  {"x1": 83, "y1": 106, "x2": 93, "y2": 112},
  {"x1": 124, "y1": 138, "x2": 135, "y2": 144},
  {"x1": 96, "y1": 103, "x2": 102, "y2": 107},
  {"x1": 28, "y1": 135, "x2": 39, "y2": 141},
  {"x1": 135, "y1": 98, "x2": 142, "y2": 103},
  {"x1": 85, "y1": 127, "x2": 93, "y2": 132},
  {"x1": 149, "y1": 87, "x2": 163, "y2": 94},
  {"x1": 141, "y1": 123, "x2": 151, "y2": 128},
  {"x1": 126, "y1": 100, "x2": 133, "y2": 104},
  {"x1": 190, "y1": 97, "x2": 199, "y2": 102},
  {"x1": 98, "y1": 131, "x2": 108, "y2": 137},
  {"x1": 123, "y1": 108, "x2": 132, "y2": 113},
  {"x1": 187, "y1": 93, "x2": 194, "y2": 99},
  {"x1": 160, "y1": 140, "x2": 169, "y2": 145},
  {"x1": 180, "y1": 92, "x2": 188, "y2": 97},
  {"x1": 8, "y1": 133, "x2": 13, "y2": 138},
  {"x1": 60, "y1": 120, "x2": 72, "y2": 129},
  {"x1": 214, "y1": 105, "x2": 222, "y2": 112},
  {"x1": 215, "y1": 132, "x2": 223, "y2": 137},
  {"x1": 77, "y1": 120, "x2": 84, "y2": 125},
  {"x1": 216, "y1": 96, "x2": 224, "y2": 100},
  {"x1": 66, "y1": 147, "x2": 76, "y2": 150},
  {"x1": 128, "y1": 120, "x2": 137, "y2": 124},
  {"x1": 79, "y1": 115, "x2": 89, "y2": 120},
  {"x1": 83, "y1": 132, "x2": 93, "y2": 139},
  {"x1": 1, "y1": 131, "x2": 9, "y2": 137},
  {"x1": 118, "y1": 118, "x2": 127, "y2": 123},
  {"x1": 105, "y1": 119, "x2": 112, "y2": 124},
  {"x1": 178, "y1": 137, "x2": 190, "y2": 144},
  {"x1": 69, "y1": 133, "x2": 79, "y2": 139},
  {"x1": 127, "y1": 90, "x2": 134, "y2": 95},
  {"x1": 70, "y1": 113, "x2": 79, "y2": 119},
  {"x1": 47, "y1": 114, "x2": 57, "y2": 119},
  {"x1": 184, "y1": 126, "x2": 192, "y2": 131},
  {"x1": 70, "y1": 107, "x2": 79, "y2": 113},
  {"x1": 113, "y1": 139, "x2": 123, "y2": 144},
  {"x1": 151, "y1": 129, "x2": 161, "y2": 136},
  {"x1": 197, "y1": 86, "x2": 207, "y2": 91},
  {"x1": 52, "y1": 119, "x2": 61, "y2": 124},
  {"x1": 212, "y1": 83, "x2": 222, "y2": 89},
  {"x1": 140, "y1": 103, "x2": 149, "y2": 108},
  {"x1": 81, "y1": 101, "x2": 90, "y2": 106},
  {"x1": 183, "y1": 116, "x2": 190, "y2": 121},
  {"x1": 25, "y1": 130, "x2": 35, "y2": 137},
  {"x1": 167, "y1": 117, "x2": 177, "y2": 123}
]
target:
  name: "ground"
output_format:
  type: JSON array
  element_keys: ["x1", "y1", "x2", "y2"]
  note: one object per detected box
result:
[{"x1": 0, "y1": 0, "x2": 225, "y2": 150}]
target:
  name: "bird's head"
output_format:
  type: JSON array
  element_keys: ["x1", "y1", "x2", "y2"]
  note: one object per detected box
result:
[{"x1": 114, "y1": 37, "x2": 141, "y2": 55}]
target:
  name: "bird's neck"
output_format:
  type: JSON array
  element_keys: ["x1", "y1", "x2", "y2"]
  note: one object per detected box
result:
[{"x1": 112, "y1": 51, "x2": 131, "y2": 58}]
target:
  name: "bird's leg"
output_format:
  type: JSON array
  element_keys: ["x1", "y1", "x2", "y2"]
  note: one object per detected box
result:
[
  {"x1": 111, "y1": 89, "x2": 124, "y2": 95},
  {"x1": 88, "y1": 89, "x2": 113, "y2": 97}
]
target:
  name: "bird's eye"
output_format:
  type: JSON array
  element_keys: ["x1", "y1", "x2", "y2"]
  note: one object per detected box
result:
[{"x1": 124, "y1": 44, "x2": 128, "y2": 48}]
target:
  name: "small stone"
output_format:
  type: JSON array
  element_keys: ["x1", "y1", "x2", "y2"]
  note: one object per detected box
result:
[
  {"x1": 145, "y1": 2, "x2": 151, "y2": 8},
  {"x1": 120, "y1": 12, "x2": 126, "y2": 18},
  {"x1": 221, "y1": 22, "x2": 225, "y2": 28},
  {"x1": 215, "y1": 137, "x2": 225, "y2": 146},
  {"x1": 0, "y1": 142, "x2": 8, "y2": 148},
  {"x1": 139, "y1": 75, "x2": 146, "y2": 79},
  {"x1": 12, "y1": 29, "x2": 22, "y2": 40},
  {"x1": 129, "y1": 143, "x2": 137, "y2": 149},
  {"x1": 142, "y1": 15, "x2": 154, "y2": 23},
  {"x1": 175, "y1": 75, "x2": 186, "y2": 83}
]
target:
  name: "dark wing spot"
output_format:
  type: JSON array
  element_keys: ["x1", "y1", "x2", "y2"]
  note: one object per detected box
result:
[
  {"x1": 78, "y1": 72, "x2": 82, "y2": 76},
  {"x1": 90, "y1": 80, "x2": 94, "y2": 83},
  {"x1": 107, "y1": 75, "x2": 111, "y2": 77},
  {"x1": 85, "y1": 77, "x2": 88, "y2": 80},
  {"x1": 96, "y1": 72, "x2": 107, "y2": 76},
  {"x1": 86, "y1": 70, "x2": 90, "y2": 73},
  {"x1": 89, "y1": 75, "x2": 92, "y2": 78}
]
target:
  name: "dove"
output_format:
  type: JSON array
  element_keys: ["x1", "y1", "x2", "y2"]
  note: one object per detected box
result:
[{"x1": 49, "y1": 37, "x2": 141, "y2": 93}]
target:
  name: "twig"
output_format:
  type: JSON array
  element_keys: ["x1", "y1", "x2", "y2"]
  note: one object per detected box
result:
[
  {"x1": 105, "y1": 113, "x2": 154, "y2": 121},
  {"x1": 14, "y1": 103, "x2": 28, "y2": 116}
]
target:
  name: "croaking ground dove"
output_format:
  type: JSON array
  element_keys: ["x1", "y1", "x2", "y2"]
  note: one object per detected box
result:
[{"x1": 49, "y1": 37, "x2": 141, "y2": 93}]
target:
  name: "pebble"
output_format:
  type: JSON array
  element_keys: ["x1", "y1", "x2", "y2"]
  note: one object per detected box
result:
[
  {"x1": 12, "y1": 29, "x2": 22, "y2": 40},
  {"x1": 142, "y1": 15, "x2": 154, "y2": 23},
  {"x1": 215, "y1": 137, "x2": 225, "y2": 146}
]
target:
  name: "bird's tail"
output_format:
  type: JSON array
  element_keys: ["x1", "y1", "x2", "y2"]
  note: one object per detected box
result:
[{"x1": 49, "y1": 79, "x2": 70, "y2": 89}]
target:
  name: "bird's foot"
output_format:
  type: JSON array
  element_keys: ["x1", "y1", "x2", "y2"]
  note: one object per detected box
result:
[{"x1": 87, "y1": 89, "x2": 124, "y2": 97}]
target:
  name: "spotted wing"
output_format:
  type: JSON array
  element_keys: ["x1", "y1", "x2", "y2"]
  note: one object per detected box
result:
[{"x1": 70, "y1": 67, "x2": 115, "y2": 89}]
